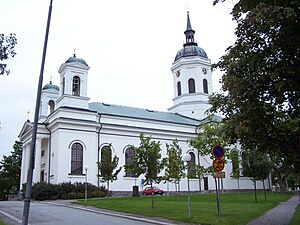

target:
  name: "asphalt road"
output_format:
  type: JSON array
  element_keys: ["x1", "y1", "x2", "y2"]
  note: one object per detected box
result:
[{"x1": 0, "y1": 201, "x2": 170, "y2": 225}]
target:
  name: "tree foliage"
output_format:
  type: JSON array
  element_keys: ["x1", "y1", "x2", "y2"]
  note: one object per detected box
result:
[
  {"x1": 229, "y1": 150, "x2": 240, "y2": 178},
  {"x1": 0, "y1": 33, "x2": 17, "y2": 75},
  {"x1": 189, "y1": 116, "x2": 229, "y2": 158},
  {"x1": 126, "y1": 134, "x2": 164, "y2": 187},
  {"x1": 97, "y1": 145, "x2": 122, "y2": 197},
  {"x1": 164, "y1": 140, "x2": 185, "y2": 188},
  {"x1": 210, "y1": 0, "x2": 300, "y2": 177},
  {"x1": 189, "y1": 116, "x2": 229, "y2": 190},
  {"x1": 241, "y1": 148, "x2": 272, "y2": 201},
  {"x1": 0, "y1": 141, "x2": 22, "y2": 200}
]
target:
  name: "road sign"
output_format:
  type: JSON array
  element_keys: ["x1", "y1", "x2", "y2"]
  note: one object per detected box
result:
[
  {"x1": 212, "y1": 145, "x2": 224, "y2": 158},
  {"x1": 213, "y1": 158, "x2": 225, "y2": 172},
  {"x1": 213, "y1": 172, "x2": 225, "y2": 178}
]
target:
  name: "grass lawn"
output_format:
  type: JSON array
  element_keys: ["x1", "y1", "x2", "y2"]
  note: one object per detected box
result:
[
  {"x1": 289, "y1": 205, "x2": 300, "y2": 225},
  {"x1": 77, "y1": 192, "x2": 293, "y2": 225}
]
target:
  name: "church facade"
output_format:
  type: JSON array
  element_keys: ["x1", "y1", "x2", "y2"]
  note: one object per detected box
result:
[{"x1": 19, "y1": 12, "x2": 262, "y2": 193}]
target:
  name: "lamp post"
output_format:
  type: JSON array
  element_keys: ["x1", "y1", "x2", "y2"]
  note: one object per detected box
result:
[
  {"x1": 183, "y1": 153, "x2": 192, "y2": 218},
  {"x1": 84, "y1": 165, "x2": 88, "y2": 202}
]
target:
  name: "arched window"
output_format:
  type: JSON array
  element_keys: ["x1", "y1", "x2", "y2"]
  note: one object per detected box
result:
[
  {"x1": 72, "y1": 76, "x2": 80, "y2": 96},
  {"x1": 101, "y1": 146, "x2": 112, "y2": 164},
  {"x1": 188, "y1": 152, "x2": 196, "y2": 178},
  {"x1": 71, "y1": 143, "x2": 83, "y2": 175},
  {"x1": 125, "y1": 147, "x2": 135, "y2": 177},
  {"x1": 48, "y1": 100, "x2": 55, "y2": 114},
  {"x1": 177, "y1": 81, "x2": 182, "y2": 96},
  {"x1": 188, "y1": 78, "x2": 195, "y2": 93},
  {"x1": 241, "y1": 151, "x2": 249, "y2": 176},
  {"x1": 203, "y1": 79, "x2": 208, "y2": 94}
]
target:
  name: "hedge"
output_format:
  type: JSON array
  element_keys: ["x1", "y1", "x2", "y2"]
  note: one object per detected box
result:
[{"x1": 29, "y1": 182, "x2": 107, "y2": 200}]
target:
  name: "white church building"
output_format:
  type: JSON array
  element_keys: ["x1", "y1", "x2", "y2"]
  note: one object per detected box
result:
[{"x1": 19, "y1": 12, "x2": 260, "y2": 193}]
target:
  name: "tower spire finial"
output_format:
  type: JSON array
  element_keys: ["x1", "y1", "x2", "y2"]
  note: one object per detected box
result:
[
  {"x1": 184, "y1": 11, "x2": 197, "y2": 47},
  {"x1": 73, "y1": 48, "x2": 76, "y2": 57},
  {"x1": 187, "y1": 11, "x2": 192, "y2": 30}
]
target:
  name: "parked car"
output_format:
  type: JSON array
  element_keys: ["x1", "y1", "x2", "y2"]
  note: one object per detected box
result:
[{"x1": 143, "y1": 186, "x2": 164, "y2": 195}]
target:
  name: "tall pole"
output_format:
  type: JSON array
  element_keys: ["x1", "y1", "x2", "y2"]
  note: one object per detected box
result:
[
  {"x1": 183, "y1": 153, "x2": 192, "y2": 218},
  {"x1": 85, "y1": 167, "x2": 88, "y2": 202},
  {"x1": 187, "y1": 170, "x2": 191, "y2": 218},
  {"x1": 22, "y1": 1, "x2": 53, "y2": 224}
]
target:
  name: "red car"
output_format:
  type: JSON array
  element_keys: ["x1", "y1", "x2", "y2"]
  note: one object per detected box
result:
[{"x1": 143, "y1": 186, "x2": 164, "y2": 196}]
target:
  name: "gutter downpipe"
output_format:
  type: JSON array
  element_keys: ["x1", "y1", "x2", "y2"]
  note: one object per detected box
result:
[
  {"x1": 97, "y1": 113, "x2": 102, "y2": 188},
  {"x1": 195, "y1": 125, "x2": 202, "y2": 192},
  {"x1": 44, "y1": 123, "x2": 51, "y2": 184}
]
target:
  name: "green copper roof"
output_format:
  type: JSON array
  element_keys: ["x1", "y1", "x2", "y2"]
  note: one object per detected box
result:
[
  {"x1": 89, "y1": 102, "x2": 201, "y2": 126},
  {"x1": 65, "y1": 54, "x2": 88, "y2": 66}
]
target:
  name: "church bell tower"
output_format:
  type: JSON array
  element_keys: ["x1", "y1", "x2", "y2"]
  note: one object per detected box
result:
[
  {"x1": 168, "y1": 12, "x2": 213, "y2": 120},
  {"x1": 56, "y1": 54, "x2": 90, "y2": 109}
]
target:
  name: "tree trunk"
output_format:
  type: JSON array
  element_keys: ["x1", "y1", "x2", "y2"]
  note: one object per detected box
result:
[
  {"x1": 254, "y1": 180, "x2": 257, "y2": 203},
  {"x1": 198, "y1": 177, "x2": 202, "y2": 192},
  {"x1": 107, "y1": 181, "x2": 110, "y2": 198},
  {"x1": 278, "y1": 177, "x2": 288, "y2": 192},
  {"x1": 263, "y1": 180, "x2": 267, "y2": 201},
  {"x1": 197, "y1": 153, "x2": 201, "y2": 192},
  {"x1": 237, "y1": 179, "x2": 240, "y2": 192}
]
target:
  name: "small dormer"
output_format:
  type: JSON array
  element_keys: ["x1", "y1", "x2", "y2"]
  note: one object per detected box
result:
[
  {"x1": 56, "y1": 54, "x2": 90, "y2": 109},
  {"x1": 39, "y1": 80, "x2": 59, "y2": 120}
]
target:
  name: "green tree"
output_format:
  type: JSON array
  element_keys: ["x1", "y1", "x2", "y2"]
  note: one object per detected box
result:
[
  {"x1": 97, "y1": 145, "x2": 122, "y2": 198},
  {"x1": 269, "y1": 152, "x2": 295, "y2": 192},
  {"x1": 229, "y1": 148, "x2": 241, "y2": 191},
  {"x1": 125, "y1": 134, "x2": 164, "y2": 208},
  {"x1": 210, "y1": 0, "x2": 300, "y2": 187},
  {"x1": 189, "y1": 116, "x2": 229, "y2": 191},
  {"x1": 0, "y1": 33, "x2": 17, "y2": 75},
  {"x1": 164, "y1": 140, "x2": 185, "y2": 194},
  {"x1": 242, "y1": 149, "x2": 272, "y2": 202},
  {"x1": 0, "y1": 141, "x2": 22, "y2": 200}
]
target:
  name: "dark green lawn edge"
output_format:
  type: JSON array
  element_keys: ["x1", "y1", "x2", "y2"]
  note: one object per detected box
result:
[{"x1": 289, "y1": 205, "x2": 300, "y2": 225}]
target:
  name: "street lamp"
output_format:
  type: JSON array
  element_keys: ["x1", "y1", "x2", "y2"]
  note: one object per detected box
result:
[
  {"x1": 84, "y1": 165, "x2": 88, "y2": 202},
  {"x1": 183, "y1": 153, "x2": 192, "y2": 218}
]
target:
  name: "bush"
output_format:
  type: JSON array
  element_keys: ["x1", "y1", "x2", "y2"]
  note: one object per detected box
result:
[{"x1": 31, "y1": 182, "x2": 107, "y2": 200}]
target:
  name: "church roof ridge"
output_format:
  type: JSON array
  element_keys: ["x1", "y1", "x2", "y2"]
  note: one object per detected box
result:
[{"x1": 89, "y1": 102, "x2": 201, "y2": 126}]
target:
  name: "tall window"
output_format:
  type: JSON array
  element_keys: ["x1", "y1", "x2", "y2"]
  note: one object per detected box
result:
[
  {"x1": 101, "y1": 146, "x2": 112, "y2": 162},
  {"x1": 72, "y1": 76, "x2": 80, "y2": 96},
  {"x1": 188, "y1": 152, "x2": 196, "y2": 178},
  {"x1": 177, "y1": 81, "x2": 182, "y2": 96},
  {"x1": 188, "y1": 78, "x2": 195, "y2": 93},
  {"x1": 48, "y1": 100, "x2": 55, "y2": 114},
  {"x1": 71, "y1": 143, "x2": 83, "y2": 175},
  {"x1": 231, "y1": 150, "x2": 240, "y2": 177},
  {"x1": 203, "y1": 79, "x2": 208, "y2": 94},
  {"x1": 241, "y1": 151, "x2": 249, "y2": 176},
  {"x1": 125, "y1": 147, "x2": 135, "y2": 177},
  {"x1": 62, "y1": 77, "x2": 65, "y2": 94}
]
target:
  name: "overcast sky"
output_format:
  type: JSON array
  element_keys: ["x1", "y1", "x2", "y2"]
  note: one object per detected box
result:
[{"x1": 0, "y1": 0, "x2": 236, "y2": 157}]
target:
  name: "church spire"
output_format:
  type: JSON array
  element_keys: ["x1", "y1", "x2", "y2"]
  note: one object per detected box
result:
[
  {"x1": 184, "y1": 11, "x2": 198, "y2": 47},
  {"x1": 186, "y1": 11, "x2": 192, "y2": 30}
]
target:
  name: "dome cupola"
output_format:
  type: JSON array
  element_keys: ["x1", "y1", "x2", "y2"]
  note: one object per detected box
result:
[
  {"x1": 42, "y1": 80, "x2": 59, "y2": 91},
  {"x1": 65, "y1": 54, "x2": 89, "y2": 67},
  {"x1": 174, "y1": 11, "x2": 208, "y2": 62}
]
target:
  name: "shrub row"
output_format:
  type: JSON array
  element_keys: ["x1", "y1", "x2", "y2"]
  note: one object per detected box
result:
[{"x1": 29, "y1": 182, "x2": 107, "y2": 200}]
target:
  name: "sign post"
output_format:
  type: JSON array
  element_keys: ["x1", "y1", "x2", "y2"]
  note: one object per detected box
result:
[{"x1": 212, "y1": 145, "x2": 225, "y2": 224}]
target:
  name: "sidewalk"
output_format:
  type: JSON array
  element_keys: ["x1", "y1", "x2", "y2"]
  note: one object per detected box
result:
[{"x1": 247, "y1": 193, "x2": 299, "y2": 225}]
